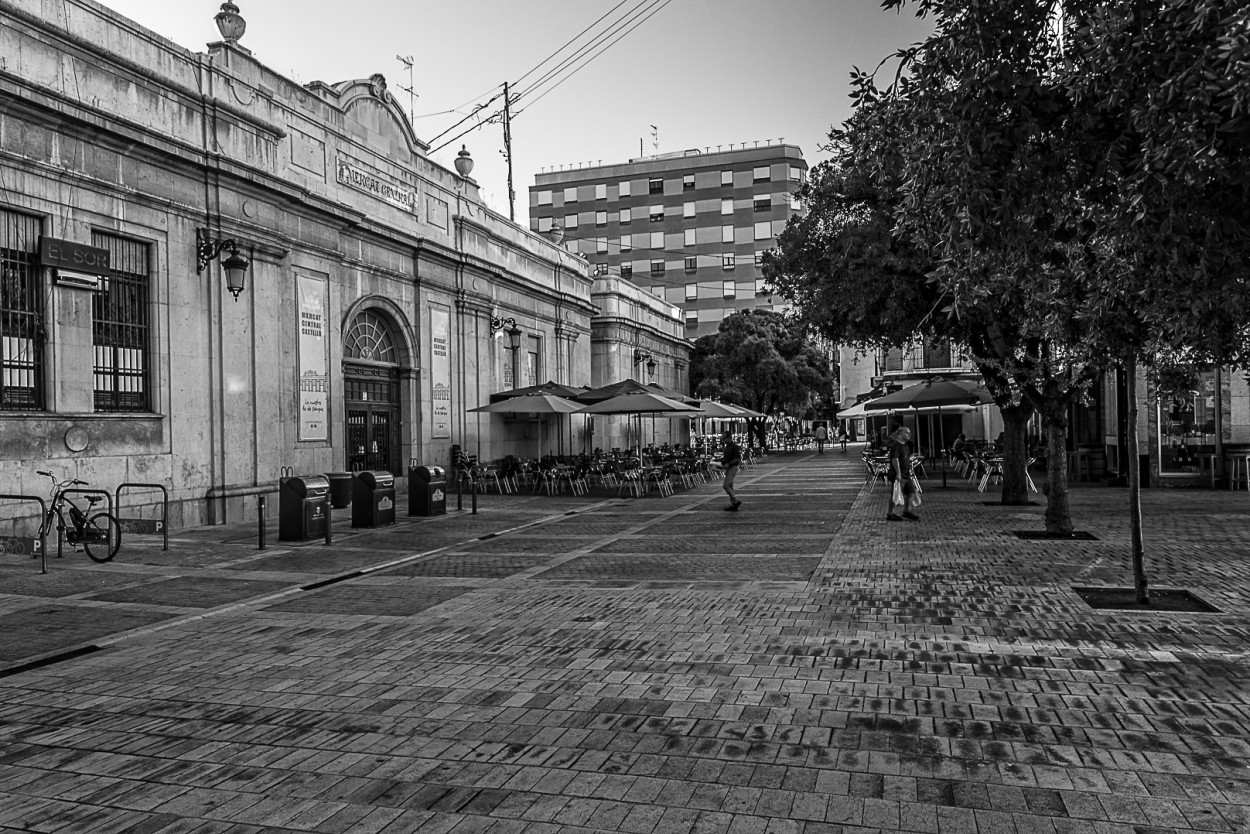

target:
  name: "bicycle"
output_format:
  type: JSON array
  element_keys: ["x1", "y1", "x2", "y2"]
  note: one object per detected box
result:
[{"x1": 36, "y1": 470, "x2": 122, "y2": 563}]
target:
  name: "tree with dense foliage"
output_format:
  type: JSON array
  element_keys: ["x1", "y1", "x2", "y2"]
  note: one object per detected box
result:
[
  {"x1": 1049, "y1": 0, "x2": 1250, "y2": 598},
  {"x1": 766, "y1": 104, "x2": 1039, "y2": 505},
  {"x1": 847, "y1": 0, "x2": 1250, "y2": 596},
  {"x1": 691, "y1": 310, "x2": 837, "y2": 450}
]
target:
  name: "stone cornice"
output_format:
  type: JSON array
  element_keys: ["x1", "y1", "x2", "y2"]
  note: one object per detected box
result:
[{"x1": 0, "y1": 6, "x2": 286, "y2": 140}]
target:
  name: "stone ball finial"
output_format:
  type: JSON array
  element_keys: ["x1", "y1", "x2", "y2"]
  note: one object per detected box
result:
[{"x1": 215, "y1": 1, "x2": 246, "y2": 43}]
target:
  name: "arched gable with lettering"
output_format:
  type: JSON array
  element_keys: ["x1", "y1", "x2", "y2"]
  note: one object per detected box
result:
[{"x1": 331, "y1": 74, "x2": 428, "y2": 160}]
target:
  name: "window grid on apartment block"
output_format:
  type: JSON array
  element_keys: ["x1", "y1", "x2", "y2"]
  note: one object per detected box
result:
[{"x1": 91, "y1": 231, "x2": 151, "y2": 412}]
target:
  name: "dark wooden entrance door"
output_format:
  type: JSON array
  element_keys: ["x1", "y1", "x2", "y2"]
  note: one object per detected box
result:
[{"x1": 344, "y1": 364, "x2": 399, "y2": 473}]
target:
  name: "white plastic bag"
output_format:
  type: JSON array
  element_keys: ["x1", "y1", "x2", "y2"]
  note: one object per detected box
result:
[{"x1": 891, "y1": 480, "x2": 903, "y2": 505}]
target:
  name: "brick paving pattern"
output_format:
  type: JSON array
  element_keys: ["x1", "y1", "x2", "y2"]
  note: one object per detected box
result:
[{"x1": 1, "y1": 450, "x2": 1248, "y2": 832}]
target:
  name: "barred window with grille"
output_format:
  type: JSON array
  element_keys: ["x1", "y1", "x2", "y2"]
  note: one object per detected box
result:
[
  {"x1": 0, "y1": 209, "x2": 44, "y2": 411},
  {"x1": 91, "y1": 232, "x2": 151, "y2": 412}
]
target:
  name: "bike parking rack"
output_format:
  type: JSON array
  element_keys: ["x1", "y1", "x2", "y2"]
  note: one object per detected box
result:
[
  {"x1": 0, "y1": 494, "x2": 49, "y2": 574},
  {"x1": 114, "y1": 483, "x2": 170, "y2": 551},
  {"x1": 59, "y1": 488, "x2": 114, "y2": 561}
]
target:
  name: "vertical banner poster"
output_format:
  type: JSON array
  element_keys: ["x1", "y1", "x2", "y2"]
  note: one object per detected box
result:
[
  {"x1": 297, "y1": 275, "x2": 328, "y2": 441},
  {"x1": 430, "y1": 307, "x2": 451, "y2": 438}
]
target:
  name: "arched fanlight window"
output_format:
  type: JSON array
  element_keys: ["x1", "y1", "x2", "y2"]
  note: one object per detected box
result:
[{"x1": 344, "y1": 310, "x2": 398, "y2": 363}]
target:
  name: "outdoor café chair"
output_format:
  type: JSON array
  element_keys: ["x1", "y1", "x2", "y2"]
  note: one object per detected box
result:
[
  {"x1": 977, "y1": 457, "x2": 1004, "y2": 492},
  {"x1": 647, "y1": 467, "x2": 675, "y2": 497},
  {"x1": 865, "y1": 456, "x2": 890, "y2": 492},
  {"x1": 616, "y1": 467, "x2": 646, "y2": 498},
  {"x1": 910, "y1": 453, "x2": 927, "y2": 479},
  {"x1": 1025, "y1": 456, "x2": 1039, "y2": 493}
]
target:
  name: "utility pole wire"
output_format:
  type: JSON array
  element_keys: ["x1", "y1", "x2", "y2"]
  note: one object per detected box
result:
[
  {"x1": 426, "y1": 90, "x2": 505, "y2": 147},
  {"x1": 511, "y1": 0, "x2": 664, "y2": 104},
  {"x1": 511, "y1": 0, "x2": 633, "y2": 89},
  {"x1": 430, "y1": 1, "x2": 668, "y2": 150},
  {"x1": 512, "y1": 0, "x2": 672, "y2": 117}
]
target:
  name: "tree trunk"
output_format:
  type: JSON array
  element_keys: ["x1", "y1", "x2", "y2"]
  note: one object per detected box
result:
[
  {"x1": 1041, "y1": 405, "x2": 1074, "y2": 535},
  {"x1": 1126, "y1": 359, "x2": 1148, "y2": 603},
  {"x1": 998, "y1": 405, "x2": 1031, "y2": 505}
]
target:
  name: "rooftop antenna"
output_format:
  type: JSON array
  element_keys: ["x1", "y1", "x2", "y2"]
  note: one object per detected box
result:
[
  {"x1": 395, "y1": 55, "x2": 416, "y2": 126},
  {"x1": 650, "y1": 124, "x2": 659, "y2": 154}
]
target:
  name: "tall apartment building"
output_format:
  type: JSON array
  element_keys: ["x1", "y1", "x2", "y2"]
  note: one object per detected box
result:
[{"x1": 529, "y1": 143, "x2": 807, "y2": 338}]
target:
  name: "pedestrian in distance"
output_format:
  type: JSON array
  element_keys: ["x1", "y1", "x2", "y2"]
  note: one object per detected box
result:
[
  {"x1": 814, "y1": 422, "x2": 828, "y2": 454},
  {"x1": 720, "y1": 430, "x2": 743, "y2": 511},
  {"x1": 838, "y1": 426, "x2": 848, "y2": 452},
  {"x1": 886, "y1": 425, "x2": 920, "y2": 521}
]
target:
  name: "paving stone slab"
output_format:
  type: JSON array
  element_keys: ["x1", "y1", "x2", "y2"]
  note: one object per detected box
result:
[
  {"x1": 82, "y1": 577, "x2": 293, "y2": 609},
  {"x1": 0, "y1": 452, "x2": 1248, "y2": 834},
  {"x1": 0, "y1": 605, "x2": 174, "y2": 662}
]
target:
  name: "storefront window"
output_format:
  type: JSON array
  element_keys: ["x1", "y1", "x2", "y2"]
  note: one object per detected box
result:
[{"x1": 1157, "y1": 368, "x2": 1228, "y2": 474}]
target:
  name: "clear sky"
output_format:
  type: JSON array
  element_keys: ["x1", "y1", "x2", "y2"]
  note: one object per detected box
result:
[{"x1": 99, "y1": 0, "x2": 932, "y2": 224}]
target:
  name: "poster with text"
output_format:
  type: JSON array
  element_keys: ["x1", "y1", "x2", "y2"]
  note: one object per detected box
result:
[
  {"x1": 297, "y1": 275, "x2": 328, "y2": 441},
  {"x1": 430, "y1": 307, "x2": 451, "y2": 438}
]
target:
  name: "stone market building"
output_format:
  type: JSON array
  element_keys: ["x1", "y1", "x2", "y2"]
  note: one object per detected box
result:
[{"x1": 0, "y1": 0, "x2": 688, "y2": 533}]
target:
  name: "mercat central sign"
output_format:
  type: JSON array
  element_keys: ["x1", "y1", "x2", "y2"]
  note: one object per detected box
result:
[{"x1": 335, "y1": 157, "x2": 417, "y2": 212}]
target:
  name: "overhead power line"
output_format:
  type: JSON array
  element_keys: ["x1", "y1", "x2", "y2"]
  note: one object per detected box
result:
[
  {"x1": 428, "y1": 0, "x2": 671, "y2": 155},
  {"x1": 513, "y1": 1, "x2": 673, "y2": 116},
  {"x1": 510, "y1": 0, "x2": 634, "y2": 90}
]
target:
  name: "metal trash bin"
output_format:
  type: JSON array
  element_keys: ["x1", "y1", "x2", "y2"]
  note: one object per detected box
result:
[
  {"x1": 279, "y1": 474, "x2": 329, "y2": 541},
  {"x1": 409, "y1": 465, "x2": 447, "y2": 516},
  {"x1": 352, "y1": 470, "x2": 396, "y2": 527},
  {"x1": 325, "y1": 472, "x2": 353, "y2": 508}
]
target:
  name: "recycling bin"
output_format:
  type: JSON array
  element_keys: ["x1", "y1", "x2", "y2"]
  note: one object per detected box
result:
[
  {"x1": 325, "y1": 472, "x2": 353, "y2": 508},
  {"x1": 409, "y1": 465, "x2": 447, "y2": 516},
  {"x1": 352, "y1": 470, "x2": 396, "y2": 528},
  {"x1": 279, "y1": 474, "x2": 329, "y2": 541}
]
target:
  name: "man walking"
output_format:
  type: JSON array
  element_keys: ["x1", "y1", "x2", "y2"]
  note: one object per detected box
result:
[
  {"x1": 720, "y1": 430, "x2": 742, "y2": 511},
  {"x1": 886, "y1": 426, "x2": 920, "y2": 521},
  {"x1": 814, "y1": 422, "x2": 828, "y2": 454}
]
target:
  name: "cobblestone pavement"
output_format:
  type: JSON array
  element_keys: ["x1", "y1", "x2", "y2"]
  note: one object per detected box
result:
[{"x1": 1, "y1": 451, "x2": 1249, "y2": 833}]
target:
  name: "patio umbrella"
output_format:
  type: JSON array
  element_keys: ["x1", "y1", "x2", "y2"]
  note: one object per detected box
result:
[
  {"x1": 576, "y1": 378, "x2": 654, "y2": 403},
  {"x1": 865, "y1": 379, "x2": 992, "y2": 488},
  {"x1": 838, "y1": 398, "x2": 881, "y2": 419},
  {"x1": 643, "y1": 383, "x2": 698, "y2": 448},
  {"x1": 863, "y1": 378, "x2": 992, "y2": 411},
  {"x1": 689, "y1": 401, "x2": 743, "y2": 442},
  {"x1": 575, "y1": 392, "x2": 700, "y2": 458},
  {"x1": 647, "y1": 381, "x2": 699, "y2": 404},
  {"x1": 489, "y1": 380, "x2": 589, "y2": 403},
  {"x1": 697, "y1": 401, "x2": 746, "y2": 418},
  {"x1": 468, "y1": 393, "x2": 584, "y2": 459},
  {"x1": 468, "y1": 393, "x2": 584, "y2": 414}
]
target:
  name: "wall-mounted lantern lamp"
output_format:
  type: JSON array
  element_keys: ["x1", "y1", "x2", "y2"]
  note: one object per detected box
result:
[
  {"x1": 196, "y1": 228, "x2": 250, "y2": 301},
  {"x1": 546, "y1": 225, "x2": 565, "y2": 245},
  {"x1": 634, "y1": 349, "x2": 657, "y2": 379},
  {"x1": 490, "y1": 315, "x2": 524, "y2": 352}
]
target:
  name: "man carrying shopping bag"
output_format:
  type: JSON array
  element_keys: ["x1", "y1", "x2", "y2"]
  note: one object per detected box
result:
[{"x1": 886, "y1": 426, "x2": 920, "y2": 521}]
